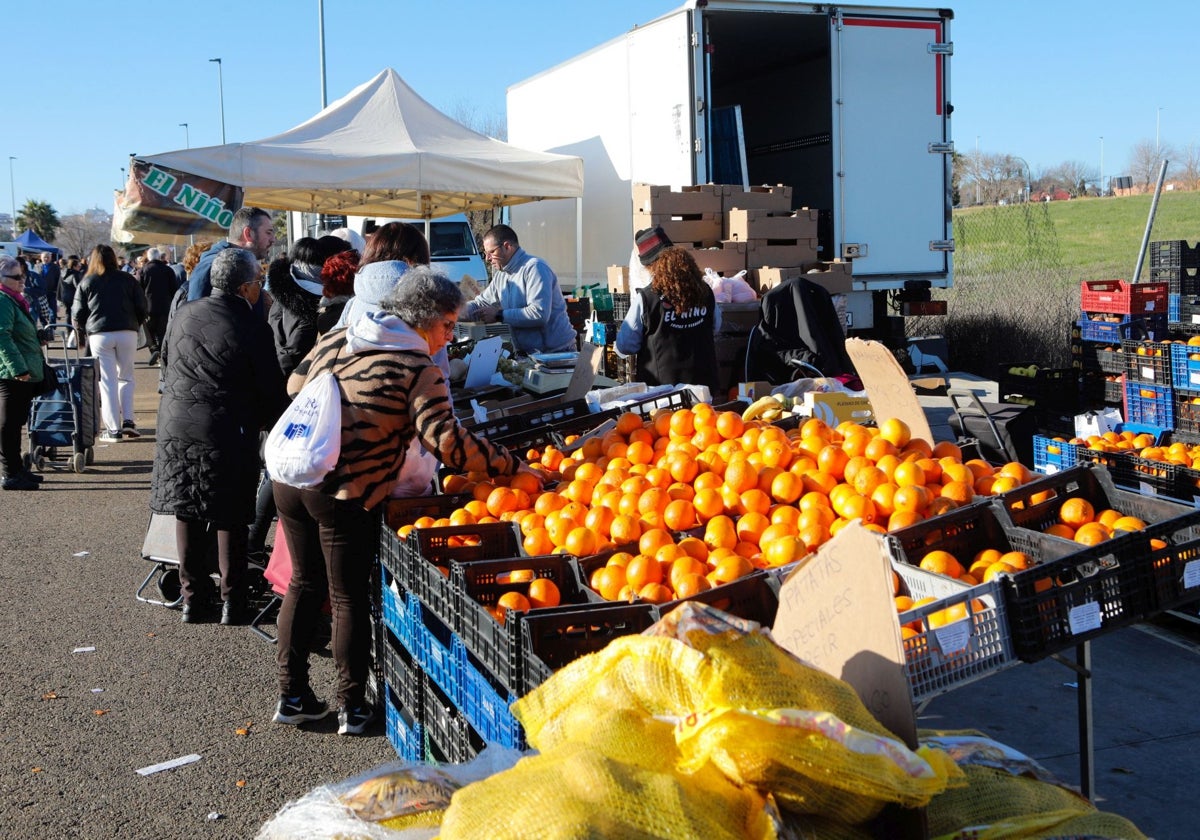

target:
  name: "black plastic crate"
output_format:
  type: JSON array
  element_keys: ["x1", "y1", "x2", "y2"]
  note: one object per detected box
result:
[
  {"x1": 611, "y1": 293, "x2": 631, "y2": 320},
  {"x1": 421, "y1": 671, "x2": 473, "y2": 764},
  {"x1": 1153, "y1": 266, "x2": 1200, "y2": 296},
  {"x1": 1145, "y1": 516, "x2": 1200, "y2": 613},
  {"x1": 1150, "y1": 239, "x2": 1200, "y2": 270},
  {"x1": 1000, "y1": 536, "x2": 1157, "y2": 661},
  {"x1": 454, "y1": 553, "x2": 598, "y2": 696},
  {"x1": 519, "y1": 600, "x2": 658, "y2": 691},
  {"x1": 1120, "y1": 339, "x2": 1173, "y2": 386},
  {"x1": 549, "y1": 409, "x2": 620, "y2": 448},
  {"x1": 379, "y1": 626, "x2": 422, "y2": 722},
  {"x1": 619, "y1": 387, "x2": 697, "y2": 418},
  {"x1": 461, "y1": 413, "x2": 526, "y2": 438},
  {"x1": 490, "y1": 423, "x2": 559, "y2": 454},
  {"x1": 655, "y1": 569, "x2": 779, "y2": 626},
  {"x1": 405, "y1": 522, "x2": 522, "y2": 632},
  {"x1": 517, "y1": 398, "x2": 592, "y2": 430},
  {"x1": 992, "y1": 463, "x2": 1195, "y2": 536},
  {"x1": 379, "y1": 494, "x2": 473, "y2": 592},
  {"x1": 997, "y1": 365, "x2": 1082, "y2": 413}
]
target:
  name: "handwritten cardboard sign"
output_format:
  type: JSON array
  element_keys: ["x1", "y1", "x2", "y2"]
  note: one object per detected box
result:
[
  {"x1": 772, "y1": 521, "x2": 917, "y2": 749},
  {"x1": 844, "y1": 337, "x2": 934, "y2": 444}
]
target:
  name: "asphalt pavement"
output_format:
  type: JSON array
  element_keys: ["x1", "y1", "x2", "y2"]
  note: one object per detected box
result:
[
  {"x1": 0, "y1": 354, "x2": 393, "y2": 839},
  {"x1": 2, "y1": 351, "x2": 1198, "y2": 839}
]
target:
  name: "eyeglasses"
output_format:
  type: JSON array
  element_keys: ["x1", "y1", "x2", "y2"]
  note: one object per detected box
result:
[
  {"x1": 1, "y1": 273, "x2": 22, "y2": 280},
  {"x1": 483, "y1": 243, "x2": 507, "y2": 258},
  {"x1": 441, "y1": 319, "x2": 458, "y2": 336}
]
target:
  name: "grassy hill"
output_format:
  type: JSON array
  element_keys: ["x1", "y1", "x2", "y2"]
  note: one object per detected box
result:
[{"x1": 955, "y1": 191, "x2": 1200, "y2": 285}]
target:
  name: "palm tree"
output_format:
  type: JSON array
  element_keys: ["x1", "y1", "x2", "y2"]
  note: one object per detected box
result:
[{"x1": 15, "y1": 199, "x2": 62, "y2": 242}]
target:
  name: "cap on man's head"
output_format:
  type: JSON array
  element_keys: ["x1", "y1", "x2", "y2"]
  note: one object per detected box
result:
[{"x1": 635, "y1": 226, "x2": 672, "y2": 266}]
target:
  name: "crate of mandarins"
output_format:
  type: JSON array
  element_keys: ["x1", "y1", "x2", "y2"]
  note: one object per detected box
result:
[
  {"x1": 405, "y1": 521, "x2": 523, "y2": 632},
  {"x1": 892, "y1": 569, "x2": 1015, "y2": 703},
  {"x1": 519, "y1": 599, "x2": 658, "y2": 692},
  {"x1": 452, "y1": 553, "x2": 601, "y2": 695}
]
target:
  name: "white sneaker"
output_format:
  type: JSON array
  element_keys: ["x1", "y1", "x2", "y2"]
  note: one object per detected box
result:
[{"x1": 99, "y1": 430, "x2": 122, "y2": 443}]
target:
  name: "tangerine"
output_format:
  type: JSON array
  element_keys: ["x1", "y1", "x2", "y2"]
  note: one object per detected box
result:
[
  {"x1": 1059, "y1": 498, "x2": 1096, "y2": 528},
  {"x1": 527, "y1": 578, "x2": 561, "y2": 608}
]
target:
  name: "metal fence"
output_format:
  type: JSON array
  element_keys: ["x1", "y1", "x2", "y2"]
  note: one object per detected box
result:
[{"x1": 904, "y1": 202, "x2": 1079, "y2": 375}]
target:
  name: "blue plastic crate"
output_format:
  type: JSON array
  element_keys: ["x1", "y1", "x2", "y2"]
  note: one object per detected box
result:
[
  {"x1": 1032, "y1": 435, "x2": 1079, "y2": 475},
  {"x1": 405, "y1": 592, "x2": 462, "y2": 708},
  {"x1": 455, "y1": 639, "x2": 525, "y2": 749},
  {"x1": 1123, "y1": 381, "x2": 1175, "y2": 428},
  {"x1": 384, "y1": 684, "x2": 423, "y2": 762},
  {"x1": 1170, "y1": 293, "x2": 1181, "y2": 323},
  {"x1": 1170, "y1": 343, "x2": 1200, "y2": 392},
  {"x1": 1077, "y1": 314, "x2": 1167, "y2": 343},
  {"x1": 380, "y1": 565, "x2": 411, "y2": 646}
]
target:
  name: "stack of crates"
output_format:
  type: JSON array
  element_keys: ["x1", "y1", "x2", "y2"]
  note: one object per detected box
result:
[
  {"x1": 1075, "y1": 279, "x2": 1170, "y2": 429},
  {"x1": 1158, "y1": 240, "x2": 1200, "y2": 334}
]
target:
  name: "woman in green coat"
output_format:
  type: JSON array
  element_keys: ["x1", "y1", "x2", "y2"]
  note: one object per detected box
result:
[{"x1": 0, "y1": 254, "x2": 47, "y2": 491}]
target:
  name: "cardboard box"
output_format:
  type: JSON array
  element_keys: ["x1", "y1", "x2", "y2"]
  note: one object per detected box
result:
[
  {"x1": 632, "y1": 211, "x2": 722, "y2": 246},
  {"x1": 738, "y1": 380, "x2": 774, "y2": 400},
  {"x1": 723, "y1": 183, "x2": 794, "y2": 214},
  {"x1": 801, "y1": 391, "x2": 874, "y2": 426},
  {"x1": 746, "y1": 238, "x2": 820, "y2": 269},
  {"x1": 728, "y1": 208, "x2": 819, "y2": 242},
  {"x1": 607, "y1": 265, "x2": 630, "y2": 293},
  {"x1": 801, "y1": 261, "x2": 855, "y2": 295},
  {"x1": 682, "y1": 240, "x2": 747, "y2": 276},
  {"x1": 632, "y1": 182, "x2": 722, "y2": 216},
  {"x1": 752, "y1": 265, "x2": 808, "y2": 293}
]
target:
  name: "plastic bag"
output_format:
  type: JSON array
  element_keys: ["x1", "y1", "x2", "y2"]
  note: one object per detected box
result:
[
  {"x1": 264, "y1": 371, "x2": 342, "y2": 488},
  {"x1": 704, "y1": 267, "x2": 759, "y2": 303},
  {"x1": 390, "y1": 437, "x2": 438, "y2": 498}
]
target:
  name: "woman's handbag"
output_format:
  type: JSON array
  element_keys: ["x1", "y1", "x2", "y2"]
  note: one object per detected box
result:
[{"x1": 264, "y1": 371, "x2": 342, "y2": 488}]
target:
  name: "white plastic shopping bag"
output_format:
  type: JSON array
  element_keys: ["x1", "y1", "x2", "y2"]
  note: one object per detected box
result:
[
  {"x1": 264, "y1": 371, "x2": 342, "y2": 488},
  {"x1": 390, "y1": 437, "x2": 439, "y2": 498}
]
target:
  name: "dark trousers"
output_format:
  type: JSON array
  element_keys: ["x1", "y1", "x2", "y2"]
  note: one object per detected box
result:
[
  {"x1": 0, "y1": 379, "x2": 35, "y2": 477},
  {"x1": 273, "y1": 481, "x2": 378, "y2": 708},
  {"x1": 175, "y1": 517, "x2": 248, "y2": 604},
  {"x1": 145, "y1": 314, "x2": 168, "y2": 354},
  {"x1": 247, "y1": 469, "x2": 276, "y2": 557}
]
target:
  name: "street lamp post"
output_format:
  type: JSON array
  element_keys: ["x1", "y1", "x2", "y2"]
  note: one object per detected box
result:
[
  {"x1": 7, "y1": 156, "x2": 15, "y2": 232},
  {"x1": 179, "y1": 122, "x2": 190, "y2": 148},
  {"x1": 1156, "y1": 106, "x2": 1164, "y2": 155},
  {"x1": 209, "y1": 58, "x2": 226, "y2": 143}
]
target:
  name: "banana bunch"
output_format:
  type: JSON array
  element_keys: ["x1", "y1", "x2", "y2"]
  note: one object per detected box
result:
[{"x1": 741, "y1": 394, "x2": 796, "y2": 422}]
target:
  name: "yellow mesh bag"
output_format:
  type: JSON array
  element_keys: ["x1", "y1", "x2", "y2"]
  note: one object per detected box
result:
[
  {"x1": 926, "y1": 765, "x2": 1094, "y2": 837},
  {"x1": 437, "y1": 740, "x2": 778, "y2": 840},
  {"x1": 932, "y1": 806, "x2": 1147, "y2": 839},
  {"x1": 675, "y1": 706, "x2": 963, "y2": 824},
  {"x1": 778, "y1": 812, "x2": 876, "y2": 840},
  {"x1": 513, "y1": 635, "x2": 709, "y2": 751}
]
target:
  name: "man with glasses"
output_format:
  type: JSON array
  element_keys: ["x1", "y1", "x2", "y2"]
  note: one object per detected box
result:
[{"x1": 464, "y1": 224, "x2": 577, "y2": 354}]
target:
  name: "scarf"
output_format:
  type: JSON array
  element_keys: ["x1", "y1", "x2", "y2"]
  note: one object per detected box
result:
[{"x1": 0, "y1": 284, "x2": 32, "y2": 316}]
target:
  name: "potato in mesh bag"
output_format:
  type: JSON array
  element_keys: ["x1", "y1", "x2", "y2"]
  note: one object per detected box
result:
[
  {"x1": 514, "y1": 635, "x2": 709, "y2": 751},
  {"x1": 438, "y1": 740, "x2": 777, "y2": 840},
  {"x1": 674, "y1": 706, "x2": 964, "y2": 824}
]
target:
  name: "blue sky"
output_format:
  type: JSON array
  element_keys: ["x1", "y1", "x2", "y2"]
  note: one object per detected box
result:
[{"x1": 9, "y1": 0, "x2": 1199, "y2": 215}]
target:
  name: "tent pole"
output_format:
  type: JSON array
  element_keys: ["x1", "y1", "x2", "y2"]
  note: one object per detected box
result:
[{"x1": 575, "y1": 196, "x2": 583, "y2": 294}]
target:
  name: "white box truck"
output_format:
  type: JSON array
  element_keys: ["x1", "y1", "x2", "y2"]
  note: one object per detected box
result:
[{"x1": 507, "y1": 1, "x2": 953, "y2": 330}]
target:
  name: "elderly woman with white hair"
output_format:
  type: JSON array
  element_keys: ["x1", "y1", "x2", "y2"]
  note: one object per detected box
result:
[
  {"x1": 150, "y1": 248, "x2": 288, "y2": 625},
  {"x1": 271, "y1": 265, "x2": 542, "y2": 736}
]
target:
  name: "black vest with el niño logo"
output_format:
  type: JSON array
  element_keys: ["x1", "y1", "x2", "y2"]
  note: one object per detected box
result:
[{"x1": 635, "y1": 285, "x2": 720, "y2": 393}]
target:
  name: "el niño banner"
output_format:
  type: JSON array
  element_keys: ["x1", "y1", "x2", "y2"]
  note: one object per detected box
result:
[{"x1": 114, "y1": 161, "x2": 244, "y2": 237}]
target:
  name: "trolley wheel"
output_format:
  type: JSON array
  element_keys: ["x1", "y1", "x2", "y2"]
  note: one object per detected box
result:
[
  {"x1": 33, "y1": 452, "x2": 46, "y2": 472},
  {"x1": 71, "y1": 452, "x2": 86, "y2": 473},
  {"x1": 85, "y1": 447, "x2": 95, "y2": 466}
]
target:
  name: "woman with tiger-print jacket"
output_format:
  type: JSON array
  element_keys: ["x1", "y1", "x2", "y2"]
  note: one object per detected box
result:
[{"x1": 270, "y1": 265, "x2": 542, "y2": 736}]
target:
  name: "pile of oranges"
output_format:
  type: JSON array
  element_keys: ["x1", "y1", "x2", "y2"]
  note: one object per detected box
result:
[
  {"x1": 1042, "y1": 497, "x2": 1158, "y2": 547},
  {"x1": 415, "y1": 404, "x2": 1040, "y2": 608}
]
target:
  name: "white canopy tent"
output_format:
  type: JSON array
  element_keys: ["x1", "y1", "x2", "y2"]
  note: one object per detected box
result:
[{"x1": 139, "y1": 68, "x2": 583, "y2": 219}]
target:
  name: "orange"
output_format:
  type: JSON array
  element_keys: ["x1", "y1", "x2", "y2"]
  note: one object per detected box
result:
[
  {"x1": 583, "y1": 505, "x2": 615, "y2": 538},
  {"x1": 852, "y1": 465, "x2": 890, "y2": 497},
  {"x1": 534, "y1": 491, "x2": 568, "y2": 517},
  {"x1": 893, "y1": 460, "x2": 926, "y2": 488},
  {"x1": 674, "y1": 572, "x2": 712, "y2": 599},
  {"x1": 864, "y1": 436, "x2": 900, "y2": 462},
  {"x1": 626, "y1": 440, "x2": 655, "y2": 465},
  {"x1": 736, "y1": 511, "x2": 771, "y2": 545},
  {"x1": 1110, "y1": 515, "x2": 1148, "y2": 533},
  {"x1": 637, "y1": 486, "x2": 671, "y2": 517},
  {"x1": 609, "y1": 513, "x2": 642, "y2": 546},
  {"x1": 997, "y1": 461, "x2": 1032, "y2": 485},
  {"x1": 563, "y1": 478, "x2": 595, "y2": 506},
  {"x1": 973, "y1": 475, "x2": 997, "y2": 496},
  {"x1": 892, "y1": 484, "x2": 930, "y2": 515},
  {"x1": 802, "y1": 470, "x2": 839, "y2": 496},
  {"x1": 817, "y1": 445, "x2": 850, "y2": 479},
  {"x1": 669, "y1": 408, "x2": 696, "y2": 438},
  {"x1": 1044, "y1": 522, "x2": 1075, "y2": 540},
  {"x1": 544, "y1": 510, "x2": 577, "y2": 548},
  {"x1": 716, "y1": 411, "x2": 745, "y2": 440},
  {"x1": 759, "y1": 439, "x2": 792, "y2": 469},
  {"x1": 919, "y1": 549, "x2": 965, "y2": 578},
  {"x1": 712, "y1": 554, "x2": 754, "y2": 584},
  {"x1": 762, "y1": 534, "x2": 807, "y2": 566},
  {"x1": 983, "y1": 561, "x2": 1018, "y2": 582},
  {"x1": 677, "y1": 536, "x2": 709, "y2": 562},
  {"x1": 964, "y1": 459, "x2": 995, "y2": 480},
  {"x1": 739, "y1": 488, "x2": 772, "y2": 517},
  {"x1": 842, "y1": 455, "x2": 874, "y2": 486},
  {"x1": 841, "y1": 431, "x2": 872, "y2": 458},
  {"x1": 606, "y1": 551, "x2": 635, "y2": 569},
  {"x1": 940, "y1": 480, "x2": 975, "y2": 506},
  {"x1": 638, "y1": 527, "x2": 675, "y2": 557},
  {"x1": 565, "y1": 526, "x2": 600, "y2": 557},
  {"x1": 449, "y1": 508, "x2": 477, "y2": 527},
  {"x1": 509, "y1": 471, "x2": 542, "y2": 495},
  {"x1": 654, "y1": 542, "x2": 687, "y2": 566},
  {"x1": 770, "y1": 504, "x2": 804, "y2": 527},
  {"x1": 637, "y1": 582, "x2": 674, "y2": 604},
  {"x1": 887, "y1": 510, "x2": 923, "y2": 531},
  {"x1": 663, "y1": 499, "x2": 698, "y2": 531},
  {"x1": 1095, "y1": 509, "x2": 1123, "y2": 529},
  {"x1": 624, "y1": 554, "x2": 663, "y2": 589},
  {"x1": 692, "y1": 488, "x2": 725, "y2": 522},
  {"x1": 527, "y1": 578, "x2": 561, "y2": 609},
  {"x1": 704, "y1": 515, "x2": 738, "y2": 551},
  {"x1": 997, "y1": 550, "x2": 1031, "y2": 571},
  {"x1": 870, "y1": 482, "x2": 898, "y2": 517},
  {"x1": 797, "y1": 522, "x2": 830, "y2": 550},
  {"x1": 615, "y1": 411, "x2": 643, "y2": 436},
  {"x1": 723, "y1": 458, "x2": 758, "y2": 494},
  {"x1": 1059, "y1": 498, "x2": 1096, "y2": 528},
  {"x1": 668, "y1": 556, "x2": 708, "y2": 591},
  {"x1": 931, "y1": 440, "x2": 963, "y2": 461},
  {"x1": 769, "y1": 470, "x2": 803, "y2": 504},
  {"x1": 496, "y1": 591, "x2": 531, "y2": 623},
  {"x1": 523, "y1": 527, "x2": 554, "y2": 556},
  {"x1": 1073, "y1": 521, "x2": 1111, "y2": 546},
  {"x1": 879, "y1": 418, "x2": 912, "y2": 449},
  {"x1": 759, "y1": 522, "x2": 799, "y2": 547},
  {"x1": 666, "y1": 452, "x2": 700, "y2": 484},
  {"x1": 797, "y1": 504, "x2": 835, "y2": 530},
  {"x1": 987, "y1": 475, "x2": 1020, "y2": 495}
]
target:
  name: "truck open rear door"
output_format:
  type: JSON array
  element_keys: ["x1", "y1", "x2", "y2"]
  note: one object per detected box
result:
[{"x1": 832, "y1": 9, "x2": 952, "y2": 283}]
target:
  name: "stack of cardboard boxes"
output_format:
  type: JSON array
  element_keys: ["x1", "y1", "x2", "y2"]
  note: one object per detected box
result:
[{"x1": 609, "y1": 182, "x2": 854, "y2": 299}]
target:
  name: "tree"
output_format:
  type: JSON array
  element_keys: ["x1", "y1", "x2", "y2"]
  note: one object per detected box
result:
[
  {"x1": 1044, "y1": 160, "x2": 1094, "y2": 197},
  {"x1": 15, "y1": 199, "x2": 62, "y2": 242},
  {"x1": 1178, "y1": 141, "x2": 1200, "y2": 191},
  {"x1": 449, "y1": 100, "x2": 508, "y2": 252},
  {"x1": 1129, "y1": 140, "x2": 1175, "y2": 188},
  {"x1": 56, "y1": 212, "x2": 113, "y2": 258}
]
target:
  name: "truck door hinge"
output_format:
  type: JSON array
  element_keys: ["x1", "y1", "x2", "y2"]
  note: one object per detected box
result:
[
  {"x1": 930, "y1": 240, "x2": 955, "y2": 252},
  {"x1": 928, "y1": 41, "x2": 953, "y2": 55},
  {"x1": 928, "y1": 142, "x2": 954, "y2": 155},
  {"x1": 691, "y1": 31, "x2": 700, "y2": 47},
  {"x1": 695, "y1": 97, "x2": 706, "y2": 114},
  {"x1": 694, "y1": 138, "x2": 703, "y2": 154}
]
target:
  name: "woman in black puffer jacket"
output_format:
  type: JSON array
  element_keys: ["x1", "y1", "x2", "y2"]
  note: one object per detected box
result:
[{"x1": 266, "y1": 238, "x2": 326, "y2": 377}]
